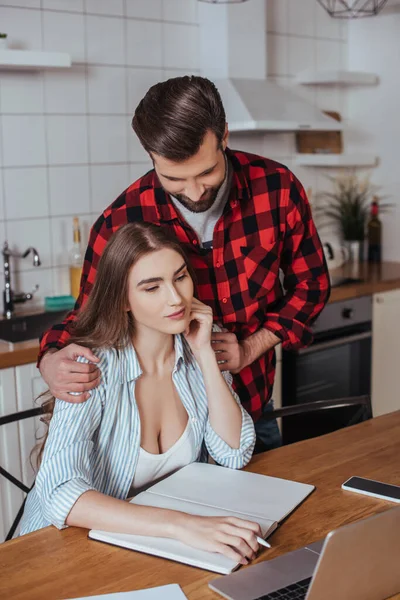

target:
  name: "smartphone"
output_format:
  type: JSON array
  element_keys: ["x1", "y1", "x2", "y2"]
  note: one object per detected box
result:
[{"x1": 342, "y1": 476, "x2": 400, "y2": 503}]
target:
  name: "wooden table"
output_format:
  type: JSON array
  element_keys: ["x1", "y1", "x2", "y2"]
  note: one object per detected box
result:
[{"x1": 1, "y1": 412, "x2": 399, "y2": 600}]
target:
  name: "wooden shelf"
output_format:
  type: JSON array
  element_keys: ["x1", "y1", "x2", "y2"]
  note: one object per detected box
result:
[
  {"x1": 0, "y1": 49, "x2": 71, "y2": 70},
  {"x1": 295, "y1": 154, "x2": 378, "y2": 167},
  {"x1": 296, "y1": 70, "x2": 378, "y2": 86}
]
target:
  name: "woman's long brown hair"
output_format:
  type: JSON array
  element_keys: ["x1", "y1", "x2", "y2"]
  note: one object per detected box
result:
[{"x1": 34, "y1": 222, "x2": 195, "y2": 467}]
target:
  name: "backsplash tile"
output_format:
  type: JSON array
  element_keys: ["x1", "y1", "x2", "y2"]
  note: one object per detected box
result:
[
  {"x1": 46, "y1": 115, "x2": 89, "y2": 165},
  {"x1": 48, "y1": 166, "x2": 90, "y2": 217},
  {"x1": 1, "y1": 115, "x2": 46, "y2": 167},
  {"x1": 3, "y1": 167, "x2": 48, "y2": 220}
]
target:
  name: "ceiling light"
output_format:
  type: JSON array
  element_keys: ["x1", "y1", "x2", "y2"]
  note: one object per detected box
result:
[{"x1": 317, "y1": 0, "x2": 389, "y2": 18}]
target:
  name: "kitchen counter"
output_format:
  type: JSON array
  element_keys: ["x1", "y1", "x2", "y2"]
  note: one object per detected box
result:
[
  {"x1": 0, "y1": 339, "x2": 39, "y2": 369},
  {"x1": 329, "y1": 261, "x2": 400, "y2": 303},
  {"x1": 1, "y1": 262, "x2": 400, "y2": 370}
]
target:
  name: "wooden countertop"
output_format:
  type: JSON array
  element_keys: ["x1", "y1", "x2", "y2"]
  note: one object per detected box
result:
[
  {"x1": 1, "y1": 262, "x2": 400, "y2": 370},
  {"x1": 1, "y1": 412, "x2": 399, "y2": 600},
  {"x1": 329, "y1": 261, "x2": 400, "y2": 303}
]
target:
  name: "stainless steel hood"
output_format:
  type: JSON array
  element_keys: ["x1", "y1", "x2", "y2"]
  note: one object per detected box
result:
[
  {"x1": 214, "y1": 78, "x2": 342, "y2": 132},
  {"x1": 199, "y1": 0, "x2": 342, "y2": 133}
]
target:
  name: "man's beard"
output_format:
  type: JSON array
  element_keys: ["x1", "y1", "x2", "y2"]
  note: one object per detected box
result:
[{"x1": 172, "y1": 186, "x2": 221, "y2": 213}]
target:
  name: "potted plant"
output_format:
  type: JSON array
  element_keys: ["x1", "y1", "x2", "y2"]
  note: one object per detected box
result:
[
  {"x1": 316, "y1": 173, "x2": 391, "y2": 263},
  {"x1": 0, "y1": 33, "x2": 8, "y2": 50}
]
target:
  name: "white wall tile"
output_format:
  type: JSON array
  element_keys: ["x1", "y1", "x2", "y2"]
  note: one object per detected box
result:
[
  {"x1": 85, "y1": 0, "x2": 124, "y2": 16},
  {"x1": 0, "y1": 171, "x2": 4, "y2": 221},
  {"x1": 129, "y1": 162, "x2": 153, "y2": 183},
  {"x1": 1, "y1": 115, "x2": 46, "y2": 167},
  {"x1": 288, "y1": 36, "x2": 315, "y2": 77},
  {"x1": 46, "y1": 115, "x2": 88, "y2": 165},
  {"x1": 6, "y1": 218, "x2": 51, "y2": 270},
  {"x1": 125, "y1": 0, "x2": 162, "y2": 20},
  {"x1": 267, "y1": 0, "x2": 288, "y2": 34},
  {"x1": 87, "y1": 66, "x2": 127, "y2": 114},
  {"x1": 162, "y1": 69, "x2": 200, "y2": 80},
  {"x1": 262, "y1": 132, "x2": 296, "y2": 160},
  {"x1": 0, "y1": 71, "x2": 44, "y2": 114},
  {"x1": 50, "y1": 215, "x2": 92, "y2": 268},
  {"x1": 88, "y1": 116, "x2": 128, "y2": 164},
  {"x1": 42, "y1": 0, "x2": 83, "y2": 11},
  {"x1": 44, "y1": 66, "x2": 87, "y2": 114},
  {"x1": 316, "y1": 39, "x2": 345, "y2": 71},
  {"x1": 0, "y1": 6, "x2": 41, "y2": 50},
  {"x1": 287, "y1": 0, "x2": 315, "y2": 37},
  {"x1": 86, "y1": 15, "x2": 125, "y2": 65},
  {"x1": 163, "y1": 0, "x2": 198, "y2": 24},
  {"x1": 128, "y1": 127, "x2": 149, "y2": 163},
  {"x1": 126, "y1": 19, "x2": 162, "y2": 67},
  {"x1": 43, "y1": 11, "x2": 85, "y2": 63},
  {"x1": 127, "y1": 68, "x2": 163, "y2": 114},
  {"x1": 48, "y1": 166, "x2": 90, "y2": 216},
  {"x1": 315, "y1": 1, "x2": 344, "y2": 40},
  {"x1": 0, "y1": 0, "x2": 40, "y2": 7},
  {"x1": 267, "y1": 33, "x2": 288, "y2": 76},
  {"x1": 89, "y1": 164, "x2": 130, "y2": 213},
  {"x1": 3, "y1": 168, "x2": 48, "y2": 220},
  {"x1": 164, "y1": 23, "x2": 199, "y2": 70}
]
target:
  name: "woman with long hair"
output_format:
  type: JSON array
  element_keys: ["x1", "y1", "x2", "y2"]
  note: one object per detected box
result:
[{"x1": 20, "y1": 222, "x2": 259, "y2": 565}]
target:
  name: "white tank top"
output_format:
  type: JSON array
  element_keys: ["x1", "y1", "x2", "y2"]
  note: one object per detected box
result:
[{"x1": 129, "y1": 420, "x2": 197, "y2": 496}]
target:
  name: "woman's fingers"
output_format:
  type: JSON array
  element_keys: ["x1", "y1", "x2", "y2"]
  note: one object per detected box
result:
[
  {"x1": 218, "y1": 533, "x2": 256, "y2": 561},
  {"x1": 227, "y1": 517, "x2": 262, "y2": 535},
  {"x1": 213, "y1": 542, "x2": 248, "y2": 565}
]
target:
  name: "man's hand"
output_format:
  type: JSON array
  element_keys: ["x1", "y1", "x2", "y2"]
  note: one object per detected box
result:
[
  {"x1": 211, "y1": 327, "x2": 281, "y2": 374},
  {"x1": 39, "y1": 345, "x2": 101, "y2": 403},
  {"x1": 211, "y1": 330, "x2": 250, "y2": 374}
]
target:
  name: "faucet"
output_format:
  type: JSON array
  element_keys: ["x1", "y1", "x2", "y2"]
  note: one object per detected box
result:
[{"x1": 2, "y1": 241, "x2": 41, "y2": 319}]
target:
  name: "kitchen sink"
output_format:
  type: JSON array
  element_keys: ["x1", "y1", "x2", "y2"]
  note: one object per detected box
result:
[{"x1": 0, "y1": 309, "x2": 69, "y2": 343}]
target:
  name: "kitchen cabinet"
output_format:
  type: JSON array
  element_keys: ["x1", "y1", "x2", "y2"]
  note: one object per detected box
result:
[
  {"x1": 0, "y1": 363, "x2": 46, "y2": 542},
  {"x1": 372, "y1": 289, "x2": 400, "y2": 417}
]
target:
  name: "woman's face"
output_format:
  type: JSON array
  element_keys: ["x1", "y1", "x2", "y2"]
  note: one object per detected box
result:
[{"x1": 127, "y1": 248, "x2": 194, "y2": 335}]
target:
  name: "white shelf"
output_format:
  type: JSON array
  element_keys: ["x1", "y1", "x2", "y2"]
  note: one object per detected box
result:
[
  {"x1": 0, "y1": 49, "x2": 71, "y2": 70},
  {"x1": 296, "y1": 70, "x2": 378, "y2": 86},
  {"x1": 295, "y1": 154, "x2": 378, "y2": 168}
]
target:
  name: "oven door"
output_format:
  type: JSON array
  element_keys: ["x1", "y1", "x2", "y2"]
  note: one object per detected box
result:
[{"x1": 281, "y1": 323, "x2": 372, "y2": 444}]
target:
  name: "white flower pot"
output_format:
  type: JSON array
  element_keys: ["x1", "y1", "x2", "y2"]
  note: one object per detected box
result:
[{"x1": 0, "y1": 38, "x2": 8, "y2": 50}]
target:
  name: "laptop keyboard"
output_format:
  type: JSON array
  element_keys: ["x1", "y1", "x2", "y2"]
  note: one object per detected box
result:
[{"x1": 255, "y1": 576, "x2": 312, "y2": 600}]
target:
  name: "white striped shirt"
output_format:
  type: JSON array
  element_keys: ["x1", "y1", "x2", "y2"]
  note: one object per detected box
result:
[{"x1": 20, "y1": 331, "x2": 256, "y2": 535}]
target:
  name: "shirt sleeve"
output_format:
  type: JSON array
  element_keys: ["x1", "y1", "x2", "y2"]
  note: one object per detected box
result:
[
  {"x1": 203, "y1": 325, "x2": 256, "y2": 468},
  {"x1": 37, "y1": 213, "x2": 112, "y2": 365},
  {"x1": 34, "y1": 355, "x2": 106, "y2": 530},
  {"x1": 263, "y1": 171, "x2": 330, "y2": 350}
]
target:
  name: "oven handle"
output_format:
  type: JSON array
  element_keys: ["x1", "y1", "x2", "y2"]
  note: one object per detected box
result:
[{"x1": 298, "y1": 331, "x2": 372, "y2": 355}]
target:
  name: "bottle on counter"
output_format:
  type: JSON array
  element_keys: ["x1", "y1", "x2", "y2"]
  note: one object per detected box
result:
[
  {"x1": 69, "y1": 217, "x2": 83, "y2": 299},
  {"x1": 367, "y1": 197, "x2": 382, "y2": 263}
]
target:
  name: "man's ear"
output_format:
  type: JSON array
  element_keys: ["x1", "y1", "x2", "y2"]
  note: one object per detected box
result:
[{"x1": 221, "y1": 123, "x2": 229, "y2": 150}]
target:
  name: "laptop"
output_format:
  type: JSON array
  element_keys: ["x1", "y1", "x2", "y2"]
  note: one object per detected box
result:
[{"x1": 209, "y1": 506, "x2": 400, "y2": 600}]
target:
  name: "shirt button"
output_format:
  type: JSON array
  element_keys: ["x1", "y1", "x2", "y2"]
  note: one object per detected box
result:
[
  {"x1": 191, "y1": 416, "x2": 197, "y2": 423},
  {"x1": 192, "y1": 239, "x2": 198, "y2": 245},
  {"x1": 222, "y1": 297, "x2": 228, "y2": 304},
  {"x1": 216, "y1": 261, "x2": 221, "y2": 268}
]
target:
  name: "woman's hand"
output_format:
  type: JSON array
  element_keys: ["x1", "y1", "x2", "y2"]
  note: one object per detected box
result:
[
  {"x1": 184, "y1": 298, "x2": 214, "y2": 359},
  {"x1": 174, "y1": 514, "x2": 262, "y2": 565}
]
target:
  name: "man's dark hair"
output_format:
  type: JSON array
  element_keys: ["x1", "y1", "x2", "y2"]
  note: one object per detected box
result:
[{"x1": 132, "y1": 75, "x2": 226, "y2": 162}]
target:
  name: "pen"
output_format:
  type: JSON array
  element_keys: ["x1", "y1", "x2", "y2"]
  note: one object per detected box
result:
[{"x1": 256, "y1": 536, "x2": 271, "y2": 549}]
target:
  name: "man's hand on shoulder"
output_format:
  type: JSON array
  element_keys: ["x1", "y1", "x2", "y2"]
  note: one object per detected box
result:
[{"x1": 39, "y1": 344, "x2": 101, "y2": 403}]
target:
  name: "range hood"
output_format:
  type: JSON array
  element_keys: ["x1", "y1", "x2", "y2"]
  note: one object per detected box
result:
[
  {"x1": 199, "y1": 0, "x2": 342, "y2": 133},
  {"x1": 214, "y1": 78, "x2": 342, "y2": 132}
]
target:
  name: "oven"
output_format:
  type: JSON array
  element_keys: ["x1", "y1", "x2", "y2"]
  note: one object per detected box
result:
[{"x1": 281, "y1": 296, "x2": 372, "y2": 445}]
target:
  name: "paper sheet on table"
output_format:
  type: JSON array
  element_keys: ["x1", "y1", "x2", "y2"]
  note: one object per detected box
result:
[{"x1": 67, "y1": 583, "x2": 187, "y2": 599}]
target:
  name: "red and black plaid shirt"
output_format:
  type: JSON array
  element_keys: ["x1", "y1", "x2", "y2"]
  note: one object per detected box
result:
[{"x1": 39, "y1": 148, "x2": 330, "y2": 420}]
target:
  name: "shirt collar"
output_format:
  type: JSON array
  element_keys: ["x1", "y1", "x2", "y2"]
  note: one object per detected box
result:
[{"x1": 120, "y1": 334, "x2": 192, "y2": 383}]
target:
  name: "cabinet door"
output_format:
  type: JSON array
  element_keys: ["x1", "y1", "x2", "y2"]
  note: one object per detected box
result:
[
  {"x1": 0, "y1": 368, "x2": 23, "y2": 542},
  {"x1": 15, "y1": 363, "x2": 47, "y2": 492},
  {"x1": 372, "y1": 290, "x2": 400, "y2": 417}
]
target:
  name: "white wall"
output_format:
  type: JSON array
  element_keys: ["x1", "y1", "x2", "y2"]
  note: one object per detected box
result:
[
  {"x1": 0, "y1": 0, "x2": 200, "y2": 305},
  {"x1": 347, "y1": 7, "x2": 400, "y2": 261}
]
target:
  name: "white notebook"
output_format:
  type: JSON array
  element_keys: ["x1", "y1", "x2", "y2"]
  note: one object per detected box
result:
[{"x1": 89, "y1": 462, "x2": 314, "y2": 575}]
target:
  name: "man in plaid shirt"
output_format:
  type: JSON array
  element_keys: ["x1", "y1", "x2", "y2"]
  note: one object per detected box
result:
[{"x1": 39, "y1": 76, "x2": 330, "y2": 452}]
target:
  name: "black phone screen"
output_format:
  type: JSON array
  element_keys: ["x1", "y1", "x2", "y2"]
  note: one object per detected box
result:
[{"x1": 344, "y1": 477, "x2": 400, "y2": 500}]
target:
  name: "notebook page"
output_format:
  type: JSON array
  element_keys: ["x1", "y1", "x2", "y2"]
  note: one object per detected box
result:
[{"x1": 145, "y1": 462, "x2": 315, "y2": 523}]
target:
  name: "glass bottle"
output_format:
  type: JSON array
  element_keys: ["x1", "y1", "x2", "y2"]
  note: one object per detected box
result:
[
  {"x1": 367, "y1": 198, "x2": 382, "y2": 263},
  {"x1": 69, "y1": 217, "x2": 83, "y2": 299}
]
